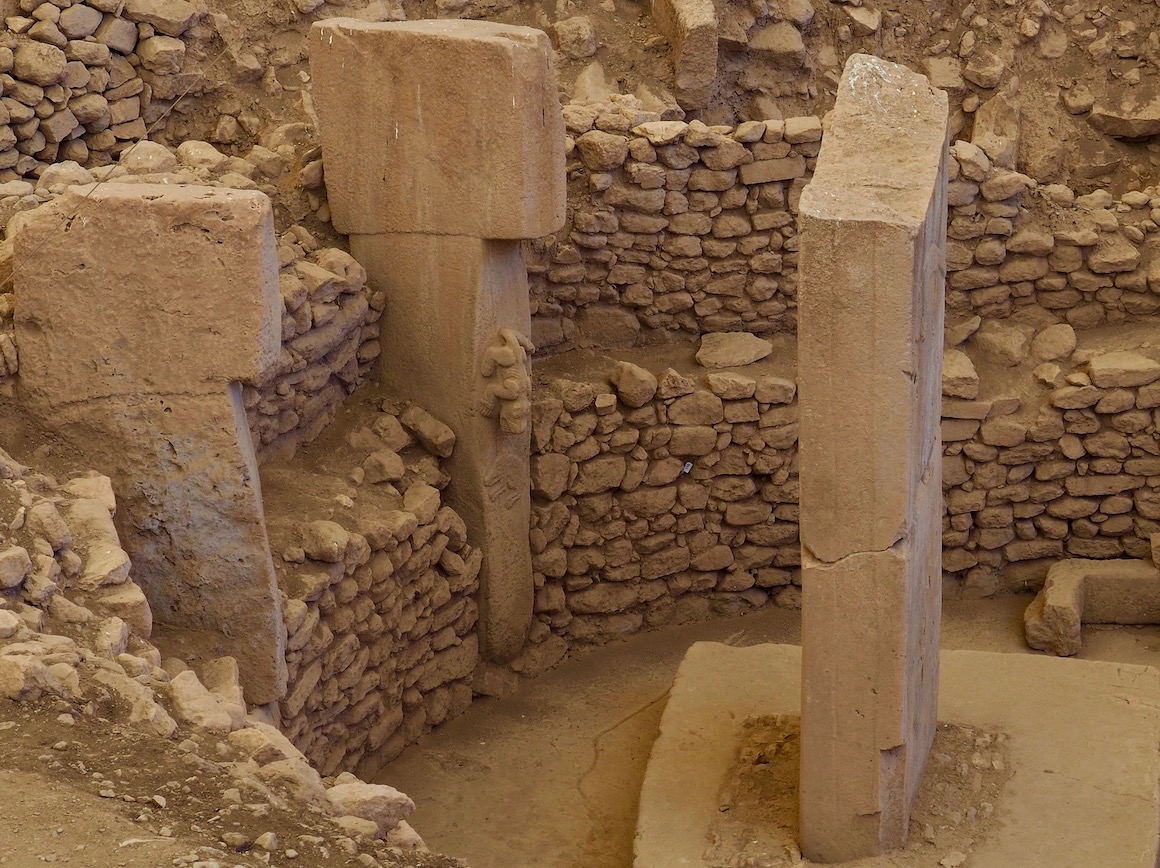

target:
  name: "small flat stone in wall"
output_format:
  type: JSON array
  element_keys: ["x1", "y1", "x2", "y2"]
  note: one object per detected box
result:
[{"x1": 695, "y1": 332, "x2": 773, "y2": 368}]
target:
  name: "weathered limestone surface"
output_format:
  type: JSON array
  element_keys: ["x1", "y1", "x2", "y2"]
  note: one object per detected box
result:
[
  {"x1": 13, "y1": 184, "x2": 287, "y2": 704},
  {"x1": 311, "y1": 20, "x2": 566, "y2": 663},
  {"x1": 309, "y1": 19, "x2": 565, "y2": 239},
  {"x1": 649, "y1": 0, "x2": 717, "y2": 109},
  {"x1": 1024, "y1": 557, "x2": 1160, "y2": 656},
  {"x1": 797, "y1": 54, "x2": 948, "y2": 861}
]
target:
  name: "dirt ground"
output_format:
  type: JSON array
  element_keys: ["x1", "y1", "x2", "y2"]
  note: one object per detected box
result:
[
  {"x1": 377, "y1": 595, "x2": 1160, "y2": 868},
  {"x1": 0, "y1": 697, "x2": 464, "y2": 868}
]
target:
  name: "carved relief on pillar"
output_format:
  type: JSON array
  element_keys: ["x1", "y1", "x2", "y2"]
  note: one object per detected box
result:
[{"x1": 479, "y1": 327, "x2": 535, "y2": 435}]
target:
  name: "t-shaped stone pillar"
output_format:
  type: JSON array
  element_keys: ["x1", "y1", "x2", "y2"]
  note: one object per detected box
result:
[
  {"x1": 310, "y1": 20, "x2": 566, "y2": 662},
  {"x1": 14, "y1": 184, "x2": 287, "y2": 704},
  {"x1": 797, "y1": 55, "x2": 948, "y2": 861}
]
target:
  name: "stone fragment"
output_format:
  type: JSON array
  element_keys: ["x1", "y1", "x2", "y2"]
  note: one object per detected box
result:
[
  {"x1": 328, "y1": 781, "x2": 415, "y2": 833},
  {"x1": 25, "y1": 501, "x2": 70, "y2": 551},
  {"x1": 122, "y1": 0, "x2": 197, "y2": 37},
  {"x1": 963, "y1": 50, "x2": 1006, "y2": 89},
  {"x1": 1088, "y1": 351, "x2": 1160, "y2": 388},
  {"x1": 12, "y1": 41, "x2": 65, "y2": 85},
  {"x1": 301, "y1": 521, "x2": 349, "y2": 563},
  {"x1": 135, "y1": 35, "x2": 185, "y2": 75},
  {"x1": 705, "y1": 372, "x2": 755, "y2": 399},
  {"x1": 400, "y1": 405, "x2": 456, "y2": 458},
  {"x1": 550, "y1": 16, "x2": 596, "y2": 59},
  {"x1": 165, "y1": 670, "x2": 238, "y2": 732},
  {"x1": 843, "y1": 6, "x2": 880, "y2": 35},
  {"x1": 973, "y1": 320, "x2": 1028, "y2": 367},
  {"x1": 363, "y1": 450, "x2": 405, "y2": 483},
  {"x1": 942, "y1": 350, "x2": 978, "y2": 399},
  {"x1": 1030, "y1": 323, "x2": 1076, "y2": 361},
  {"x1": 575, "y1": 130, "x2": 628, "y2": 172},
  {"x1": 695, "y1": 332, "x2": 773, "y2": 368},
  {"x1": 649, "y1": 0, "x2": 717, "y2": 108},
  {"x1": 1088, "y1": 84, "x2": 1160, "y2": 139},
  {"x1": 755, "y1": 375, "x2": 795, "y2": 404},
  {"x1": 749, "y1": 22, "x2": 805, "y2": 68},
  {"x1": 610, "y1": 361, "x2": 658, "y2": 408},
  {"x1": 0, "y1": 546, "x2": 31, "y2": 589},
  {"x1": 60, "y1": 499, "x2": 130, "y2": 590}
]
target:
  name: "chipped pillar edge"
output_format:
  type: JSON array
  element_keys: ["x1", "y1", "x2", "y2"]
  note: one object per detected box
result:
[
  {"x1": 309, "y1": 19, "x2": 567, "y2": 663},
  {"x1": 796, "y1": 53, "x2": 949, "y2": 862}
]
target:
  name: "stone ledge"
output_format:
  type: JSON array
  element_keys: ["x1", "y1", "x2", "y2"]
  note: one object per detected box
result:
[{"x1": 635, "y1": 642, "x2": 1160, "y2": 867}]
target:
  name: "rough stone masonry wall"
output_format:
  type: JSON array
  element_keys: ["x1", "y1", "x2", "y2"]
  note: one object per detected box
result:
[
  {"x1": 534, "y1": 99, "x2": 1160, "y2": 354},
  {"x1": 0, "y1": 0, "x2": 208, "y2": 178},
  {"x1": 527, "y1": 363, "x2": 802, "y2": 652},
  {"x1": 530, "y1": 108, "x2": 820, "y2": 351},
  {"x1": 524, "y1": 341, "x2": 1160, "y2": 648},
  {"x1": 941, "y1": 348, "x2": 1160, "y2": 596},
  {"x1": 266, "y1": 404, "x2": 480, "y2": 778}
]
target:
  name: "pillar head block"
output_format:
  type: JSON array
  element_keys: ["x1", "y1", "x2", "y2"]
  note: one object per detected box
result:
[
  {"x1": 14, "y1": 183, "x2": 281, "y2": 405},
  {"x1": 310, "y1": 19, "x2": 566, "y2": 239}
]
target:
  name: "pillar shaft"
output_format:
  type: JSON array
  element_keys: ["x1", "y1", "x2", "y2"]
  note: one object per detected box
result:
[
  {"x1": 797, "y1": 54, "x2": 948, "y2": 862},
  {"x1": 351, "y1": 235, "x2": 534, "y2": 659}
]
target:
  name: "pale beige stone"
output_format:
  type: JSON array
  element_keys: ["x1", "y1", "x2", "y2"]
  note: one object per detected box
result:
[
  {"x1": 310, "y1": 20, "x2": 565, "y2": 239},
  {"x1": 941, "y1": 349, "x2": 978, "y2": 399},
  {"x1": 798, "y1": 54, "x2": 946, "y2": 863},
  {"x1": 15, "y1": 184, "x2": 280, "y2": 402},
  {"x1": 14, "y1": 184, "x2": 286, "y2": 704},
  {"x1": 354, "y1": 235, "x2": 534, "y2": 662},
  {"x1": 695, "y1": 332, "x2": 773, "y2": 368},
  {"x1": 1088, "y1": 351, "x2": 1160, "y2": 388}
]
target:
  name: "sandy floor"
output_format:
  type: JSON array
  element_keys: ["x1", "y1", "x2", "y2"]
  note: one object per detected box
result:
[{"x1": 377, "y1": 596, "x2": 1160, "y2": 868}]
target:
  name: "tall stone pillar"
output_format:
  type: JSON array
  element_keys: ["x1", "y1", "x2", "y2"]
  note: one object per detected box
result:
[
  {"x1": 309, "y1": 20, "x2": 566, "y2": 661},
  {"x1": 14, "y1": 184, "x2": 287, "y2": 704},
  {"x1": 797, "y1": 54, "x2": 948, "y2": 862}
]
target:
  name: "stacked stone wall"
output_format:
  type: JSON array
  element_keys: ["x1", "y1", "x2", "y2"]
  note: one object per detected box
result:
[
  {"x1": 941, "y1": 350, "x2": 1160, "y2": 593},
  {"x1": 522, "y1": 342, "x2": 1160, "y2": 648},
  {"x1": 0, "y1": 0, "x2": 209, "y2": 179},
  {"x1": 526, "y1": 361, "x2": 802, "y2": 653},
  {"x1": 532, "y1": 111, "x2": 819, "y2": 351},
  {"x1": 244, "y1": 229, "x2": 383, "y2": 465},
  {"x1": 264, "y1": 404, "x2": 480, "y2": 778},
  {"x1": 535, "y1": 104, "x2": 1160, "y2": 355}
]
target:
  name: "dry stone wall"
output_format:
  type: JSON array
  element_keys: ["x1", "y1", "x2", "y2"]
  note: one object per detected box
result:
[
  {"x1": 0, "y1": 0, "x2": 210, "y2": 179},
  {"x1": 526, "y1": 358, "x2": 802, "y2": 655},
  {"x1": 532, "y1": 106, "x2": 819, "y2": 351},
  {"x1": 536, "y1": 98, "x2": 1160, "y2": 354},
  {"x1": 941, "y1": 348, "x2": 1160, "y2": 596},
  {"x1": 264, "y1": 403, "x2": 480, "y2": 778},
  {"x1": 523, "y1": 340, "x2": 1160, "y2": 647},
  {"x1": 244, "y1": 229, "x2": 383, "y2": 465}
]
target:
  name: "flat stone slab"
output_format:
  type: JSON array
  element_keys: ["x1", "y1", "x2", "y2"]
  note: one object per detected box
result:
[{"x1": 635, "y1": 643, "x2": 1160, "y2": 867}]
